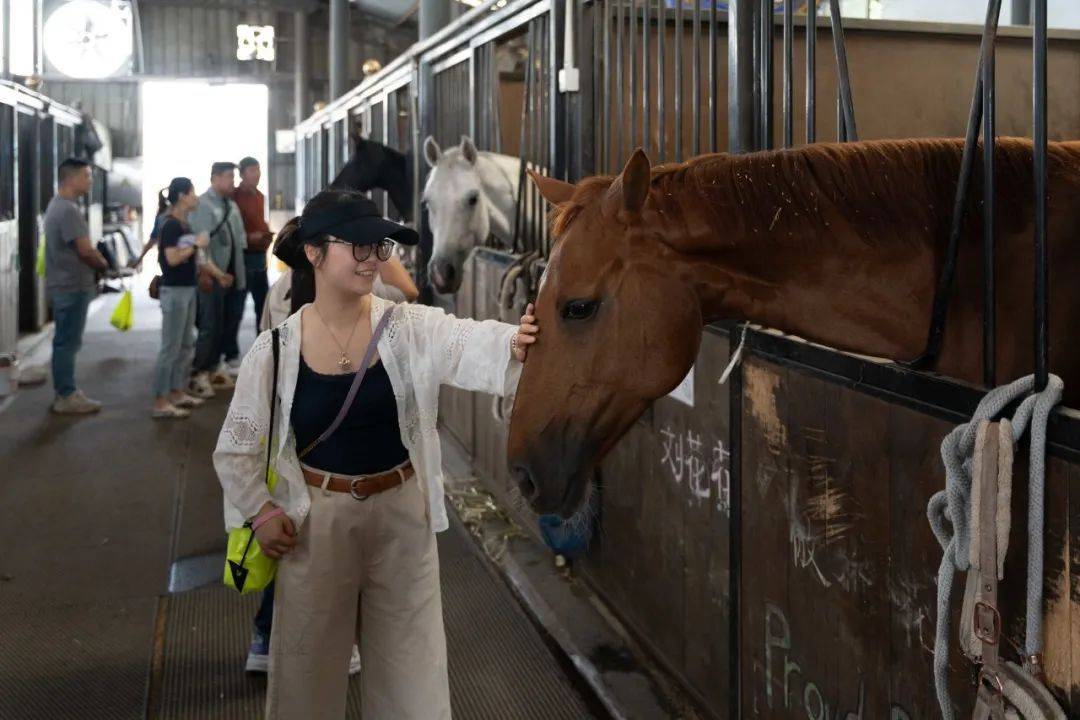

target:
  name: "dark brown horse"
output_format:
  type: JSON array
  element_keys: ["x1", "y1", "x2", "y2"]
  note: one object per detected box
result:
[{"x1": 506, "y1": 138, "x2": 1080, "y2": 517}]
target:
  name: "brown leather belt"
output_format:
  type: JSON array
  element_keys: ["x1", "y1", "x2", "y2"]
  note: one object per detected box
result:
[{"x1": 302, "y1": 461, "x2": 414, "y2": 501}]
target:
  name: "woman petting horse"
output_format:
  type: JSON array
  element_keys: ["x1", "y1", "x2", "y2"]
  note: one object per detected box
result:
[
  {"x1": 213, "y1": 188, "x2": 537, "y2": 719},
  {"x1": 508, "y1": 138, "x2": 1080, "y2": 518}
]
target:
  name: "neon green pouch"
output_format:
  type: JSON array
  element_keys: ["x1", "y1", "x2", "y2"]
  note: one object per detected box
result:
[{"x1": 224, "y1": 328, "x2": 281, "y2": 594}]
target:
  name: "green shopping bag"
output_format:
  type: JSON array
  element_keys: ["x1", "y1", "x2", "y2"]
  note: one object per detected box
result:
[{"x1": 110, "y1": 289, "x2": 133, "y2": 332}]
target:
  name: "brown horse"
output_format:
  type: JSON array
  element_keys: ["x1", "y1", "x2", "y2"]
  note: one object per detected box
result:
[{"x1": 506, "y1": 138, "x2": 1080, "y2": 517}]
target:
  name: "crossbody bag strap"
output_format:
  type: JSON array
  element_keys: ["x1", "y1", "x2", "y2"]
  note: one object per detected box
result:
[
  {"x1": 298, "y1": 306, "x2": 393, "y2": 459},
  {"x1": 266, "y1": 327, "x2": 280, "y2": 484}
]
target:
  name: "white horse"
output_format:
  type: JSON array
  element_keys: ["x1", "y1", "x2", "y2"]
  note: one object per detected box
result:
[{"x1": 422, "y1": 135, "x2": 527, "y2": 295}]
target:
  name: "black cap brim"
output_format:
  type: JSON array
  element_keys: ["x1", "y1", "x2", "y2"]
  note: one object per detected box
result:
[{"x1": 327, "y1": 216, "x2": 419, "y2": 247}]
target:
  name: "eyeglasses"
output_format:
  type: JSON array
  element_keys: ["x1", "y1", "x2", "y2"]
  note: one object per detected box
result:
[{"x1": 328, "y1": 238, "x2": 395, "y2": 263}]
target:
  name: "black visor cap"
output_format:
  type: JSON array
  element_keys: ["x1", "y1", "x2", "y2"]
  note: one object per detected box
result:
[{"x1": 296, "y1": 196, "x2": 419, "y2": 247}]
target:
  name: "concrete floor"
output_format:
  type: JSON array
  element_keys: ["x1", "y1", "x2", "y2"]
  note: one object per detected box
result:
[{"x1": 0, "y1": 288, "x2": 600, "y2": 719}]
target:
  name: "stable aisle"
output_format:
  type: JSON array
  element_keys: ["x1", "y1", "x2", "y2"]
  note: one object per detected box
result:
[{"x1": 0, "y1": 290, "x2": 598, "y2": 719}]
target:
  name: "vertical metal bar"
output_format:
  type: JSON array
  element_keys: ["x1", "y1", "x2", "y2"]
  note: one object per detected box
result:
[
  {"x1": 516, "y1": 22, "x2": 534, "y2": 254},
  {"x1": 2, "y1": 0, "x2": 13, "y2": 79},
  {"x1": 1012, "y1": 0, "x2": 1031, "y2": 24},
  {"x1": 760, "y1": 0, "x2": 773, "y2": 150},
  {"x1": 827, "y1": 0, "x2": 857, "y2": 141},
  {"x1": 657, "y1": 0, "x2": 665, "y2": 162},
  {"x1": 691, "y1": 0, "x2": 701, "y2": 156},
  {"x1": 728, "y1": 0, "x2": 756, "y2": 154},
  {"x1": 1033, "y1": 0, "x2": 1048, "y2": 391},
  {"x1": 329, "y1": 0, "x2": 348, "y2": 101},
  {"x1": 643, "y1": 1, "x2": 651, "y2": 153},
  {"x1": 728, "y1": 347, "x2": 744, "y2": 720},
  {"x1": 709, "y1": 0, "x2": 717, "y2": 152},
  {"x1": 836, "y1": 92, "x2": 845, "y2": 141},
  {"x1": 616, "y1": 0, "x2": 624, "y2": 170},
  {"x1": 982, "y1": 27, "x2": 996, "y2": 387},
  {"x1": 782, "y1": 0, "x2": 793, "y2": 148},
  {"x1": 908, "y1": 0, "x2": 1002, "y2": 370},
  {"x1": 806, "y1": 0, "x2": 816, "y2": 143},
  {"x1": 630, "y1": 0, "x2": 637, "y2": 152},
  {"x1": 675, "y1": 0, "x2": 684, "y2": 160},
  {"x1": 751, "y1": 0, "x2": 761, "y2": 150},
  {"x1": 603, "y1": 0, "x2": 611, "y2": 173}
]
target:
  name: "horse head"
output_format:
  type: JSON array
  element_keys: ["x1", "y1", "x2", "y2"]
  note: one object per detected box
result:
[
  {"x1": 331, "y1": 135, "x2": 412, "y2": 221},
  {"x1": 422, "y1": 135, "x2": 493, "y2": 294},
  {"x1": 507, "y1": 150, "x2": 704, "y2": 518}
]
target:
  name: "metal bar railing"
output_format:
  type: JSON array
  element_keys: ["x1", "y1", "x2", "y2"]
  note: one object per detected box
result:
[
  {"x1": 630, "y1": 0, "x2": 637, "y2": 154},
  {"x1": 709, "y1": 0, "x2": 717, "y2": 152},
  {"x1": 759, "y1": 0, "x2": 773, "y2": 150},
  {"x1": 603, "y1": 0, "x2": 611, "y2": 173},
  {"x1": 615, "y1": 0, "x2": 624, "y2": 171},
  {"x1": 675, "y1": 0, "x2": 684, "y2": 160},
  {"x1": 907, "y1": 0, "x2": 1003, "y2": 372},
  {"x1": 828, "y1": 0, "x2": 857, "y2": 141},
  {"x1": 643, "y1": 1, "x2": 651, "y2": 153},
  {"x1": 982, "y1": 13, "x2": 997, "y2": 387},
  {"x1": 515, "y1": 21, "x2": 534, "y2": 255},
  {"x1": 657, "y1": 0, "x2": 665, "y2": 162},
  {"x1": 1033, "y1": 0, "x2": 1048, "y2": 390},
  {"x1": 692, "y1": 0, "x2": 701, "y2": 156},
  {"x1": 782, "y1": 0, "x2": 793, "y2": 148},
  {"x1": 806, "y1": 0, "x2": 816, "y2": 143}
]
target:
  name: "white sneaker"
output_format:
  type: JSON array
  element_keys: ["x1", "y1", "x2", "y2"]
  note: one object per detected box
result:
[
  {"x1": 225, "y1": 357, "x2": 242, "y2": 377},
  {"x1": 349, "y1": 645, "x2": 361, "y2": 676},
  {"x1": 51, "y1": 390, "x2": 102, "y2": 415},
  {"x1": 210, "y1": 367, "x2": 235, "y2": 389},
  {"x1": 188, "y1": 373, "x2": 215, "y2": 399},
  {"x1": 171, "y1": 393, "x2": 205, "y2": 409}
]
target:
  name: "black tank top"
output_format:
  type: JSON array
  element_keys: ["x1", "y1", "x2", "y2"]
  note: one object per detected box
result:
[{"x1": 290, "y1": 354, "x2": 410, "y2": 476}]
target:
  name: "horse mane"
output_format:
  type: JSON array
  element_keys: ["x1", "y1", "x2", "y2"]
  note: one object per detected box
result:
[{"x1": 551, "y1": 137, "x2": 1073, "y2": 250}]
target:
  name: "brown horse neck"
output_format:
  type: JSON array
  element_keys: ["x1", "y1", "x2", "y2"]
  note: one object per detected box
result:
[{"x1": 651, "y1": 140, "x2": 973, "y2": 360}]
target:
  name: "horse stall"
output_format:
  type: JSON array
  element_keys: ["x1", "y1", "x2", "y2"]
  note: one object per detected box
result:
[
  {"x1": 0, "y1": 82, "x2": 81, "y2": 356},
  {"x1": 293, "y1": 2, "x2": 1080, "y2": 717}
]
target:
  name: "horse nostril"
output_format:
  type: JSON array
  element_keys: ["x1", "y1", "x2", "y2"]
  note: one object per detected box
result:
[
  {"x1": 513, "y1": 466, "x2": 540, "y2": 502},
  {"x1": 443, "y1": 264, "x2": 456, "y2": 284}
]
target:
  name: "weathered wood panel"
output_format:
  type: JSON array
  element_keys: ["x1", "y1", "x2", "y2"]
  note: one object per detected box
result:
[
  {"x1": 739, "y1": 354, "x2": 1080, "y2": 717},
  {"x1": 581, "y1": 331, "x2": 733, "y2": 714}
]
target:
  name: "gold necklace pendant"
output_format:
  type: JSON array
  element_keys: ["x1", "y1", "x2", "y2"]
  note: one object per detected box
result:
[{"x1": 339, "y1": 353, "x2": 352, "y2": 370}]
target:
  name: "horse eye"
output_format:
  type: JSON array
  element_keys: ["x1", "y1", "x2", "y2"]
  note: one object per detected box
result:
[
  {"x1": 562, "y1": 299, "x2": 599, "y2": 321},
  {"x1": 465, "y1": 192, "x2": 479, "y2": 207}
]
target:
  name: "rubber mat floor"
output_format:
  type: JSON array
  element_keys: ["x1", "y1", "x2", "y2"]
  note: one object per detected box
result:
[{"x1": 151, "y1": 520, "x2": 598, "y2": 719}]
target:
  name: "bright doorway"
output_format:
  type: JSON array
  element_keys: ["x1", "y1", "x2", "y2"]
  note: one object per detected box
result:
[{"x1": 140, "y1": 81, "x2": 269, "y2": 238}]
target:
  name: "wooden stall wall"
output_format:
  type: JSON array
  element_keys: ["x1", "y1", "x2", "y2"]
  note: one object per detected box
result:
[
  {"x1": 581, "y1": 330, "x2": 734, "y2": 715},
  {"x1": 595, "y1": 14, "x2": 1080, "y2": 175},
  {"x1": 737, "y1": 353, "x2": 1080, "y2": 718}
]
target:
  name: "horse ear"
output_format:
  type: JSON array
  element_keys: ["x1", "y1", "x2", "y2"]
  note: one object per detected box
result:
[
  {"x1": 604, "y1": 148, "x2": 652, "y2": 218},
  {"x1": 527, "y1": 168, "x2": 575, "y2": 206},
  {"x1": 424, "y1": 136, "x2": 441, "y2": 168},
  {"x1": 461, "y1": 136, "x2": 478, "y2": 165}
]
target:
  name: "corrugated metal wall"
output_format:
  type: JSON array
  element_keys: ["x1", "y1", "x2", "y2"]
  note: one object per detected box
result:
[{"x1": 37, "y1": 3, "x2": 415, "y2": 210}]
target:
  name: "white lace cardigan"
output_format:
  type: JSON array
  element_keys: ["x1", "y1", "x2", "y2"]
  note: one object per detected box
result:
[{"x1": 213, "y1": 295, "x2": 521, "y2": 534}]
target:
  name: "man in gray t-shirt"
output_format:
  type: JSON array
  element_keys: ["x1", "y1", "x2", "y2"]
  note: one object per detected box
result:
[{"x1": 44, "y1": 159, "x2": 109, "y2": 415}]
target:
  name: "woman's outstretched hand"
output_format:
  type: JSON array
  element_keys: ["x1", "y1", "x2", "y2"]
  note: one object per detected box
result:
[{"x1": 512, "y1": 303, "x2": 538, "y2": 362}]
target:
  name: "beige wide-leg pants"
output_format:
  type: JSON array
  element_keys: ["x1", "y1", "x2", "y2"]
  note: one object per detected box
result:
[{"x1": 265, "y1": 476, "x2": 450, "y2": 720}]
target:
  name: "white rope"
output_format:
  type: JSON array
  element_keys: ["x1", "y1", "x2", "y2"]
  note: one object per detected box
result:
[
  {"x1": 927, "y1": 373, "x2": 1063, "y2": 720},
  {"x1": 719, "y1": 324, "x2": 749, "y2": 386}
]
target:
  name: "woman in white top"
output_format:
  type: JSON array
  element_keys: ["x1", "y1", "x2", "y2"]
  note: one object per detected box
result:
[{"x1": 213, "y1": 189, "x2": 536, "y2": 719}]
